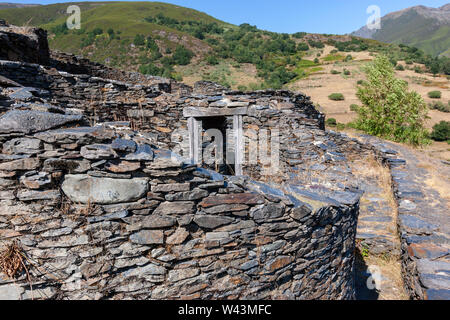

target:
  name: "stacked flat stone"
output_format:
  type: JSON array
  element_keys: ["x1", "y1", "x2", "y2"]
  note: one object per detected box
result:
[{"x1": 0, "y1": 108, "x2": 360, "y2": 300}]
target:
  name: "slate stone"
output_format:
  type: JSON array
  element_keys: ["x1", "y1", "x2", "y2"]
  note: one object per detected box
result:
[
  {"x1": 0, "y1": 110, "x2": 83, "y2": 134},
  {"x1": 167, "y1": 268, "x2": 200, "y2": 282},
  {"x1": 123, "y1": 215, "x2": 176, "y2": 230},
  {"x1": 153, "y1": 201, "x2": 195, "y2": 215},
  {"x1": 43, "y1": 158, "x2": 90, "y2": 173},
  {"x1": 61, "y1": 174, "x2": 149, "y2": 204},
  {"x1": 399, "y1": 215, "x2": 439, "y2": 234},
  {"x1": 124, "y1": 144, "x2": 154, "y2": 161},
  {"x1": 34, "y1": 127, "x2": 115, "y2": 144},
  {"x1": 252, "y1": 203, "x2": 285, "y2": 220},
  {"x1": 80, "y1": 144, "x2": 118, "y2": 160},
  {"x1": 105, "y1": 160, "x2": 141, "y2": 173},
  {"x1": 87, "y1": 210, "x2": 129, "y2": 223},
  {"x1": 0, "y1": 158, "x2": 40, "y2": 171},
  {"x1": 20, "y1": 171, "x2": 51, "y2": 189},
  {"x1": 193, "y1": 215, "x2": 234, "y2": 229},
  {"x1": 130, "y1": 230, "x2": 164, "y2": 245},
  {"x1": 17, "y1": 189, "x2": 60, "y2": 201},
  {"x1": 111, "y1": 138, "x2": 137, "y2": 153},
  {"x1": 164, "y1": 189, "x2": 209, "y2": 201},
  {"x1": 199, "y1": 193, "x2": 264, "y2": 208},
  {"x1": 2, "y1": 138, "x2": 42, "y2": 155},
  {"x1": 151, "y1": 183, "x2": 190, "y2": 193},
  {"x1": 166, "y1": 228, "x2": 189, "y2": 245},
  {"x1": 123, "y1": 264, "x2": 166, "y2": 278}
]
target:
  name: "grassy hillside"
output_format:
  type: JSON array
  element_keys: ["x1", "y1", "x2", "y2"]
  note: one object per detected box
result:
[{"x1": 1, "y1": 1, "x2": 448, "y2": 89}]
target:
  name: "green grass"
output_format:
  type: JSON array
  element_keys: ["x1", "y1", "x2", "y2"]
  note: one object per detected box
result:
[{"x1": 323, "y1": 53, "x2": 345, "y2": 62}]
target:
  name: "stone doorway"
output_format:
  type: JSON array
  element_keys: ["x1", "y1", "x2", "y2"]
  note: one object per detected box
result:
[{"x1": 184, "y1": 107, "x2": 246, "y2": 176}]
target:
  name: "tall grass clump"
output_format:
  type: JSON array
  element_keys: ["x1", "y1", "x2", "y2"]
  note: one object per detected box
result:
[{"x1": 354, "y1": 55, "x2": 429, "y2": 146}]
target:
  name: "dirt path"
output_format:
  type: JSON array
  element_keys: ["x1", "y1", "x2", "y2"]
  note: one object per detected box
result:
[
  {"x1": 352, "y1": 133, "x2": 450, "y2": 300},
  {"x1": 349, "y1": 150, "x2": 408, "y2": 300}
]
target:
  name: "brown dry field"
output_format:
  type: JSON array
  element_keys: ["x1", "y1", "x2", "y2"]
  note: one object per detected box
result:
[{"x1": 287, "y1": 45, "x2": 450, "y2": 130}]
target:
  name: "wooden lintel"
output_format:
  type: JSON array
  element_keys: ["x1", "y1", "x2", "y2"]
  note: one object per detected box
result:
[{"x1": 183, "y1": 107, "x2": 247, "y2": 117}]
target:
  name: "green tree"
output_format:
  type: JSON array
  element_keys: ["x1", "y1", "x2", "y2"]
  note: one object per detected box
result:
[
  {"x1": 173, "y1": 45, "x2": 194, "y2": 65},
  {"x1": 354, "y1": 54, "x2": 429, "y2": 145}
]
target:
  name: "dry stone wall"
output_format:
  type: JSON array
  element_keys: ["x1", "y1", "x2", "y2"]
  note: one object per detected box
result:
[
  {"x1": 0, "y1": 112, "x2": 359, "y2": 300},
  {"x1": 0, "y1": 24, "x2": 366, "y2": 300}
]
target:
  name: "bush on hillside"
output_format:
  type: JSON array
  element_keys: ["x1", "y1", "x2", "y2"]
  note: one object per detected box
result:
[
  {"x1": 328, "y1": 93, "x2": 345, "y2": 101},
  {"x1": 326, "y1": 118, "x2": 337, "y2": 126},
  {"x1": 331, "y1": 70, "x2": 341, "y2": 75},
  {"x1": 133, "y1": 34, "x2": 146, "y2": 46},
  {"x1": 428, "y1": 91, "x2": 441, "y2": 99},
  {"x1": 297, "y1": 42, "x2": 309, "y2": 51},
  {"x1": 428, "y1": 101, "x2": 450, "y2": 113},
  {"x1": 350, "y1": 104, "x2": 359, "y2": 112},
  {"x1": 430, "y1": 121, "x2": 450, "y2": 141},
  {"x1": 173, "y1": 45, "x2": 195, "y2": 65},
  {"x1": 354, "y1": 54, "x2": 429, "y2": 145},
  {"x1": 206, "y1": 55, "x2": 219, "y2": 65}
]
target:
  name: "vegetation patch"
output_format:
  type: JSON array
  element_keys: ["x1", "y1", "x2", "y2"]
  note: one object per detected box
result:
[
  {"x1": 428, "y1": 91, "x2": 442, "y2": 99},
  {"x1": 328, "y1": 93, "x2": 345, "y2": 101},
  {"x1": 431, "y1": 121, "x2": 450, "y2": 142},
  {"x1": 353, "y1": 55, "x2": 429, "y2": 146}
]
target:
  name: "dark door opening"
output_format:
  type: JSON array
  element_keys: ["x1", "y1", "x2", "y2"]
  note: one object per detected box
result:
[{"x1": 200, "y1": 116, "x2": 235, "y2": 175}]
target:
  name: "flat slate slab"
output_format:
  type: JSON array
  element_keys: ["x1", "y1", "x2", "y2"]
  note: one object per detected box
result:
[
  {"x1": 61, "y1": 174, "x2": 149, "y2": 204},
  {"x1": 0, "y1": 110, "x2": 83, "y2": 134}
]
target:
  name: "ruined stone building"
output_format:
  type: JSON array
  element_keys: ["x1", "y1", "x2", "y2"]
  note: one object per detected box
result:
[{"x1": 0, "y1": 23, "x2": 448, "y2": 300}]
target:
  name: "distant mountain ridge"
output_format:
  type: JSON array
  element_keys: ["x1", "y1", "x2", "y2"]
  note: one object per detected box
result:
[
  {"x1": 0, "y1": 2, "x2": 40, "y2": 9},
  {"x1": 352, "y1": 4, "x2": 450, "y2": 57}
]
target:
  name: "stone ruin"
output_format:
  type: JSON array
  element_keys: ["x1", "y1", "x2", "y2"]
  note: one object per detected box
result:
[{"x1": 0, "y1": 23, "x2": 448, "y2": 300}]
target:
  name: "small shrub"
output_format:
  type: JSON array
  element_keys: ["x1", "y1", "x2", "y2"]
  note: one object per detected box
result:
[
  {"x1": 328, "y1": 93, "x2": 345, "y2": 101},
  {"x1": 350, "y1": 104, "x2": 359, "y2": 112},
  {"x1": 344, "y1": 54, "x2": 353, "y2": 62},
  {"x1": 206, "y1": 55, "x2": 219, "y2": 65},
  {"x1": 357, "y1": 79, "x2": 365, "y2": 85},
  {"x1": 431, "y1": 121, "x2": 450, "y2": 141},
  {"x1": 133, "y1": 34, "x2": 146, "y2": 46},
  {"x1": 396, "y1": 64, "x2": 405, "y2": 71},
  {"x1": 297, "y1": 42, "x2": 309, "y2": 51},
  {"x1": 331, "y1": 70, "x2": 341, "y2": 75},
  {"x1": 343, "y1": 69, "x2": 351, "y2": 75},
  {"x1": 337, "y1": 123, "x2": 346, "y2": 130},
  {"x1": 314, "y1": 58, "x2": 319, "y2": 64},
  {"x1": 173, "y1": 45, "x2": 194, "y2": 65},
  {"x1": 428, "y1": 91, "x2": 441, "y2": 99},
  {"x1": 414, "y1": 66, "x2": 423, "y2": 74},
  {"x1": 237, "y1": 85, "x2": 247, "y2": 91},
  {"x1": 326, "y1": 118, "x2": 337, "y2": 126},
  {"x1": 428, "y1": 101, "x2": 450, "y2": 113}
]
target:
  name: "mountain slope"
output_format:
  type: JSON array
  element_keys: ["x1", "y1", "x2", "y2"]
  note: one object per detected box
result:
[
  {"x1": 352, "y1": 4, "x2": 450, "y2": 57},
  {"x1": 1, "y1": 1, "x2": 448, "y2": 90},
  {"x1": 0, "y1": 2, "x2": 40, "y2": 9}
]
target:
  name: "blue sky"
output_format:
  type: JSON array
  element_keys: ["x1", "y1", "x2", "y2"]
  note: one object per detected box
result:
[{"x1": 10, "y1": 0, "x2": 450, "y2": 34}]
